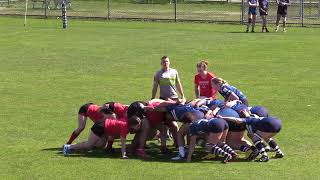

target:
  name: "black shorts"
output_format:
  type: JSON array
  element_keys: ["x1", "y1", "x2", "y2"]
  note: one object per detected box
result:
[
  {"x1": 259, "y1": 9, "x2": 268, "y2": 16},
  {"x1": 91, "y1": 120, "x2": 105, "y2": 137},
  {"x1": 277, "y1": 6, "x2": 288, "y2": 17},
  {"x1": 227, "y1": 121, "x2": 246, "y2": 132}
]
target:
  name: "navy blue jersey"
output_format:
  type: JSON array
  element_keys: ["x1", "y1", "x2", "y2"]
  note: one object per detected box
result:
[
  {"x1": 206, "y1": 99, "x2": 224, "y2": 109},
  {"x1": 217, "y1": 108, "x2": 240, "y2": 117},
  {"x1": 259, "y1": 0, "x2": 269, "y2": 10},
  {"x1": 278, "y1": 0, "x2": 289, "y2": 7},
  {"x1": 189, "y1": 119, "x2": 209, "y2": 136},
  {"x1": 166, "y1": 104, "x2": 204, "y2": 121},
  {"x1": 248, "y1": 0, "x2": 258, "y2": 6},
  {"x1": 219, "y1": 84, "x2": 247, "y2": 103}
]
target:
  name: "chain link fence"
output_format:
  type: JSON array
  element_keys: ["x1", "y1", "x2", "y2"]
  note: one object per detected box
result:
[{"x1": 1, "y1": 0, "x2": 319, "y2": 26}]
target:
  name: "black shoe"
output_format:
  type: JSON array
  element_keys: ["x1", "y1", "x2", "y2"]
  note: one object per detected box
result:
[
  {"x1": 251, "y1": 30, "x2": 255, "y2": 33},
  {"x1": 265, "y1": 28, "x2": 269, "y2": 32},
  {"x1": 246, "y1": 29, "x2": 249, "y2": 33}
]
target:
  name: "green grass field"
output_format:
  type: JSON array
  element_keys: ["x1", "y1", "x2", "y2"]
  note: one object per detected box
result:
[{"x1": 1, "y1": 17, "x2": 320, "y2": 179}]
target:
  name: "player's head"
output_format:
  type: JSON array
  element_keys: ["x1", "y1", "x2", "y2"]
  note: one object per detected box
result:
[
  {"x1": 211, "y1": 77, "x2": 227, "y2": 89},
  {"x1": 196, "y1": 60, "x2": 208, "y2": 74},
  {"x1": 128, "y1": 115, "x2": 142, "y2": 134},
  {"x1": 250, "y1": 106, "x2": 269, "y2": 117},
  {"x1": 161, "y1": 55, "x2": 170, "y2": 69}
]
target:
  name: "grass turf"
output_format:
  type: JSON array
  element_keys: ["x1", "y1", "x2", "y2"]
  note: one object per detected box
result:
[{"x1": 0, "y1": 17, "x2": 320, "y2": 179}]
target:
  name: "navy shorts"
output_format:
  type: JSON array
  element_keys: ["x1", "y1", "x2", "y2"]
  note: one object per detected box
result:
[
  {"x1": 207, "y1": 118, "x2": 229, "y2": 133},
  {"x1": 255, "y1": 117, "x2": 282, "y2": 133},
  {"x1": 248, "y1": 7, "x2": 257, "y2": 15},
  {"x1": 250, "y1": 106, "x2": 269, "y2": 117}
]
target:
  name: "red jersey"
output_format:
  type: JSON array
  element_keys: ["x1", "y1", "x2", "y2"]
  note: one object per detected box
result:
[
  {"x1": 114, "y1": 103, "x2": 128, "y2": 119},
  {"x1": 146, "y1": 101, "x2": 164, "y2": 126},
  {"x1": 104, "y1": 119, "x2": 128, "y2": 138},
  {"x1": 85, "y1": 105, "x2": 104, "y2": 123},
  {"x1": 194, "y1": 72, "x2": 218, "y2": 99}
]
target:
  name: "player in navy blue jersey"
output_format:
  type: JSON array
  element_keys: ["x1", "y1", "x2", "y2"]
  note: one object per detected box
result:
[
  {"x1": 259, "y1": 0, "x2": 269, "y2": 32},
  {"x1": 246, "y1": 0, "x2": 259, "y2": 32},
  {"x1": 216, "y1": 108, "x2": 258, "y2": 159},
  {"x1": 218, "y1": 116, "x2": 284, "y2": 162},
  {"x1": 275, "y1": 0, "x2": 290, "y2": 32},
  {"x1": 186, "y1": 117, "x2": 238, "y2": 163},
  {"x1": 211, "y1": 77, "x2": 249, "y2": 106}
]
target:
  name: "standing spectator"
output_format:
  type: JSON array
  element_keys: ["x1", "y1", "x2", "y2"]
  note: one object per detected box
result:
[
  {"x1": 246, "y1": 0, "x2": 259, "y2": 33},
  {"x1": 275, "y1": 0, "x2": 290, "y2": 32},
  {"x1": 259, "y1": 0, "x2": 269, "y2": 32},
  {"x1": 194, "y1": 60, "x2": 218, "y2": 100},
  {"x1": 152, "y1": 55, "x2": 185, "y2": 101}
]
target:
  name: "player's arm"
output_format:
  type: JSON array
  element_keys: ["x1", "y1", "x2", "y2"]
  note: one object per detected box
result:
[
  {"x1": 217, "y1": 116, "x2": 244, "y2": 125},
  {"x1": 66, "y1": 114, "x2": 87, "y2": 144},
  {"x1": 186, "y1": 135, "x2": 197, "y2": 162},
  {"x1": 151, "y1": 75, "x2": 159, "y2": 99},
  {"x1": 226, "y1": 92, "x2": 240, "y2": 102},
  {"x1": 120, "y1": 136, "x2": 128, "y2": 159},
  {"x1": 194, "y1": 83, "x2": 200, "y2": 99},
  {"x1": 195, "y1": 99, "x2": 207, "y2": 107},
  {"x1": 176, "y1": 73, "x2": 185, "y2": 99}
]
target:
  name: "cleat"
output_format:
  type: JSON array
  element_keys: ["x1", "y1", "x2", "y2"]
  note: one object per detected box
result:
[
  {"x1": 63, "y1": 144, "x2": 71, "y2": 156},
  {"x1": 265, "y1": 28, "x2": 269, "y2": 32},
  {"x1": 171, "y1": 154, "x2": 185, "y2": 161},
  {"x1": 283, "y1": 29, "x2": 286, "y2": 32},
  {"x1": 251, "y1": 30, "x2": 255, "y2": 33},
  {"x1": 259, "y1": 155, "x2": 269, "y2": 162},
  {"x1": 201, "y1": 153, "x2": 216, "y2": 160},
  {"x1": 274, "y1": 153, "x2": 284, "y2": 158},
  {"x1": 246, "y1": 29, "x2": 249, "y2": 33},
  {"x1": 247, "y1": 149, "x2": 260, "y2": 161},
  {"x1": 223, "y1": 154, "x2": 232, "y2": 163}
]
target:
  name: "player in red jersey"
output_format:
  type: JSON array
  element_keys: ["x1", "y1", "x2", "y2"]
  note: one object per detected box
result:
[
  {"x1": 194, "y1": 60, "x2": 218, "y2": 99},
  {"x1": 127, "y1": 99, "x2": 174, "y2": 157},
  {"x1": 63, "y1": 118, "x2": 129, "y2": 159},
  {"x1": 100, "y1": 102, "x2": 129, "y2": 120},
  {"x1": 66, "y1": 103, "x2": 116, "y2": 145},
  {"x1": 99, "y1": 102, "x2": 129, "y2": 151}
]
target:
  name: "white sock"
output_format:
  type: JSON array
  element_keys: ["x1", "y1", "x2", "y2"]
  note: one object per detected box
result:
[{"x1": 178, "y1": 146, "x2": 185, "y2": 157}]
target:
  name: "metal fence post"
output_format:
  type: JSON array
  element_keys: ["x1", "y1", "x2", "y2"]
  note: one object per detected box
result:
[
  {"x1": 301, "y1": 0, "x2": 304, "y2": 26},
  {"x1": 44, "y1": 1, "x2": 47, "y2": 18},
  {"x1": 241, "y1": 0, "x2": 244, "y2": 24},
  {"x1": 107, "y1": 0, "x2": 110, "y2": 20},
  {"x1": 174, "y1": 0, "x2": 177, "y2": 22}
]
